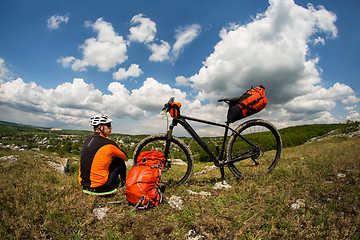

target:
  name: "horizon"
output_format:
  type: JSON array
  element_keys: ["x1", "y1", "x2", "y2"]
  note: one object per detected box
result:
[{"x1": 0, "y1": 118, "x2": 348, "y2": 138}]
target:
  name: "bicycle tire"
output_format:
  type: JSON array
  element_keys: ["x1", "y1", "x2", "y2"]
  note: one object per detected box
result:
[
  {"x1": 133, "y1": 134, "x2": 194, "y2": 185},
  {"x1": 226, "y1": 119, "x2": 282, "y2": 178}
]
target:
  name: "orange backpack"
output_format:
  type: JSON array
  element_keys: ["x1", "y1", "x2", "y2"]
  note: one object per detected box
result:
[
  {"x1": 227, "y1": 85, "x2": 268, "y2": 123},
  {"x1": 125, "y1": 151, "x2": 166, "y2": 210}
]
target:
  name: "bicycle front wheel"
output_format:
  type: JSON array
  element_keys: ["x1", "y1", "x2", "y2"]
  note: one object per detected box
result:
[
  {"x1": 226, "y1": 119, "x2": 282, "y2": 178},
  {"x1": 133, "y1": 134, "x2": 194, "y2": 185}
]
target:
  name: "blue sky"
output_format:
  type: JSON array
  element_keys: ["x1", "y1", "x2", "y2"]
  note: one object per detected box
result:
[{"x1": 0, "y1": 0, "x2": 359, "y2": 136}]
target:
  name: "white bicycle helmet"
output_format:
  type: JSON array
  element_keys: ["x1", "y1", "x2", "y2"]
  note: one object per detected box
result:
[{"x1": 90, "y1": 114, "x2": 113, "y2": 126}]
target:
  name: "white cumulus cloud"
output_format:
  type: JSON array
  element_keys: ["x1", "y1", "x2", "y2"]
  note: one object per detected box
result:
[
  {"x1": 130, "y1": 77, "x2": 188, "y2": 112},
  {"x1": 47, "y1": 14, "x2": 69, "y2": 30},
  {"x1": 346, "y1": 108, "x2": 360, "y2": 121},
  {"x1": 128, "y1": 14, "x2": 157, "y2": 44},
  {"x1": 172, "y1": 24, "x2": 201, "y2": 60},
  {"x1": 113, "y1": 64, "x2": 143, "y2": 81},
  {"x1": 342, "y1": 95, "x2": 360, "y2": 105},
  {"x1": 0, "y1": 76, "x2": 191, "y2": 133},
  {"x1": 58, "y1": 18, "x2": 128, "y2": 72},
  {"x1": 182, "y1": 0, "x2": 355, "y2": 126},
  {"x1": 148, "y1": 40, "x2": 171, "y2": 62},
  {"x1": 0, "y1": 58, "x2": 9, "y2": 83},
  {"x1": 127, "y1": 14, "x2": 199, "y2": 62},
  {"x1": 175, "y1": 76, "x2": 190, "y2": 86},
  {"x1": 57, "y1": 14, "x2": 201, "y2": 74}
]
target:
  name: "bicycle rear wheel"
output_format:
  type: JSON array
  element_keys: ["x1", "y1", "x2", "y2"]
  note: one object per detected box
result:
[
  {"x1": 226, "y1": 119, "x2": 282, "y2": 178},
  {"x1": 133, "y1": 134, "x2": 194, "y2": 185}
]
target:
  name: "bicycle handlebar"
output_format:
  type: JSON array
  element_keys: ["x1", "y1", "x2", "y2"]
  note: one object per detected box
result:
[{"x1": 162, "y1": 97, "x2": 175, "y2": 111}]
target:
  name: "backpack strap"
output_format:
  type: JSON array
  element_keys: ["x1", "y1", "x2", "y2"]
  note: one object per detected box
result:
[
  {"x1": 151, "y1": 162, "x2": 164, "y2": 179},
  {"x1": 151, "y1": 162, "x2": 163, "y2": 169},
  {"x1": 155, "y1": 185, "x2": 164, "y2": 205},
  {"x1": 131, "y1": 195, "x2": 149, "y2": 212}
]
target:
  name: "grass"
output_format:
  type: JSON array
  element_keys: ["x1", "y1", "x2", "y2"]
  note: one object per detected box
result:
[{"x1": 1, "y1": 136, "x2": 359, "y2": 239}]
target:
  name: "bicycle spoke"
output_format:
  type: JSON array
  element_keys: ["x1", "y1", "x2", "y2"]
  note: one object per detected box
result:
[
  {"x1": 133, "y1": 134, "x2": 194, "y2": 185},
  {"x1": 227, "y1": 119, "x2": 282, "y2": 178}
]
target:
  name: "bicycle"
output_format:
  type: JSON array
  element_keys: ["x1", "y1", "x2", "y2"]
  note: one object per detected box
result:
[{"x1": 133, "y1": 97, "x2": 282, "y2": 185}]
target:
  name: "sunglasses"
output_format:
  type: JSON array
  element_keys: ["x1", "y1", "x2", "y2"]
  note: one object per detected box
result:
[{"x1": 103, "y1": 123, "x2": 112, "y2": 128}]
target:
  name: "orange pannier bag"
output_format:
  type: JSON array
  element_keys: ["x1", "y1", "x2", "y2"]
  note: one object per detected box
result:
[
  {"x1": 227, "y1": 85, "x2": 268, "y2": 123},
  {"x1": 124, "y1": 151, "x2": 166, "y2": 209}
]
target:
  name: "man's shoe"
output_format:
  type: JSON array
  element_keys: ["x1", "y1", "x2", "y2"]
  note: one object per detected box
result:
[{"x1": 83, "y1": 188, "x2": 117, "y2": 196}]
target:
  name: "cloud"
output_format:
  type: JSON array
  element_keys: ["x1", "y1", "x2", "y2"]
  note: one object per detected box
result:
[
  {"x1": 127, "y1": 14, "x2": 199, "y2": 62},
  {"x1": 348, "y1": 112, "x2": 360, "y2": 121},
  {"x1": 0, "y1": 77, "x2": 190, "y2": 132},
  {"x1": 344, "y1": 106, "x2": 356, "y2": 112},
  {"x1": 130, "y1": 77, "x2": 188, "y2": 112},
  {"x1": 308, "y1": 4, "x2": 338, "y2": 38},
  {"x1": 47, "y1": 14, "x2": 69, "y2": 30},
  {"x1": 314, "y1": 37, "x2": 325, "y2": 45},
  {"x1": 57, "y1": 14, "x2": 200, "y2": 74},
  {"x1": 148, "y1": 40, "x2": 171, "y2": 62},
  {"x1": 0, "y1": 58, "x2": 9, "y2": 83},
  {"x1": 175, "y1": 76, "x2": 190, "y2": 86},
  {"x1": 342, "y1": 95, "x2": 360, "y2": 105},
  {"x1": 0, "y1": 78, "x2": 102, "y2": 115},
  {"x1": 57, "y1": 56, "x2": 75, "y2": 68},
  {"x1": 180, "y1": 0, "x2": 356, "y2": 126},
  {"x1": 113, "y1": 64, "x2": 143, "y2": 80},
  {"x1": 58, "y1": 18, "x2": 128, "y2": 72},
  {"x1": 128, "y1": 14, "x2": 157, "y2": 44},
  {"x1": 344, "y1": 104, "x2": 360, "y2": 121},
  {"x1": 172, "y1": 24, "x2": 201, "y2": 60}
]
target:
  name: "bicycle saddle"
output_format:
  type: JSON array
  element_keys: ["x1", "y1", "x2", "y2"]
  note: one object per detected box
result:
[{"x1": 218, "y1": 96, "x2": 241, "y2": 103}]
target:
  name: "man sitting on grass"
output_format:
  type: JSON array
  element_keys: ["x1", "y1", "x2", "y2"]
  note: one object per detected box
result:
[{"x1": 78, "y1": 114, "x2": 127, "y2": 195}]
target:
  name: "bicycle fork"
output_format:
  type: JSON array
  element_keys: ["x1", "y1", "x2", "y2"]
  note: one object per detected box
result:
[
  {"x1": 164, "y1": 122, "x2": 175, "y2": 168},
  {"x1": 218, "y1": 125, "x2": 230, "y2": 182},
  {"x1": 214, "y1": 144, "x2": 225, "y2": 181}
]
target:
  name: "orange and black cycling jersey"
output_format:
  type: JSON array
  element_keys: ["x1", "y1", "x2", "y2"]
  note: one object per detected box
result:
[{"x1": 78, "y1": 132, "x2": 127, "y2": 188}]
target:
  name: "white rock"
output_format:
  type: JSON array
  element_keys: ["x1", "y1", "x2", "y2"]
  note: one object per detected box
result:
[
  {"x1": 167, "y1": 195, "x2": 184, "y2": 210},
  {"x1": 194, "y1": 165, "x2": 217, "y2": 176},
  {"x1": 125, "y1": 159, "x2": 134, "y2": 167},
  {"x1": 171, "y1": 159, "x2": 187, "y2": 166},
  {"x1": 185, "y1": 229, "x2": 205, "y2": 240},
  {"x1": 187, "y1": 190, "x2": 212, "y2": 197},
  {"x1": 291, "y1": 199, "x2": 305, "y2": 210},
  {"x1": 93, "y1": 207, "x2": 109, "y2": 220},
  {"x1": 337, "y1": 173, "x2": 346, "y2": 178},
  {"x1": 47, "y1": 158, "x2": 69, "y2": 173},
  {"x1": 0, "y1": 155, "x2": 19, "y2": 165},
  {"x1": 213, "y1": 180, "x2": 232, "y2": 190}
]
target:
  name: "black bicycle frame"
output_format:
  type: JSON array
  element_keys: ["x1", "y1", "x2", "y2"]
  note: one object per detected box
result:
[{"x1": 165, "y1": 115, "x2": 259, "y2": 166}]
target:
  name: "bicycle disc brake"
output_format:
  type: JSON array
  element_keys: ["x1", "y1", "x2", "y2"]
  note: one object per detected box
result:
[
  {"x1": 164, "y1": 159, "x2": 172, "y2": 171},
  {"x1": 250, "y1": 146, "x2": 263, "y2": 165}
]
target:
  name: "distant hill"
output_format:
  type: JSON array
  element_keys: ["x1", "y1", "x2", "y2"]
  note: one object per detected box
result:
[
  {"x1": 278, "y1": 123, "x2": 340, "y2": 148},
  {"x1": 0, "y1": 120, "x2": 39, "y2": 128},
  {"x1": 1, "y1": 119, "x2": 357, "y2": 149},
  {"x1": 0, "y1": 120, "x2": 145, "y2": 137}
]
